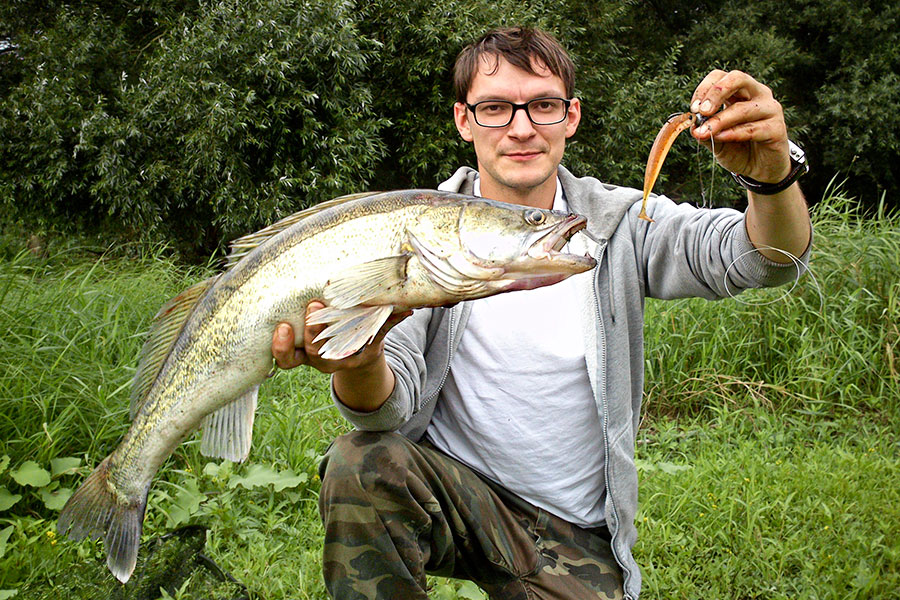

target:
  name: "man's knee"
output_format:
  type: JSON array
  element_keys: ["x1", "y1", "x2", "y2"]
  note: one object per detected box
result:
[{"x1": 319, "y1": 430, "x2": 416, "y2": 499}]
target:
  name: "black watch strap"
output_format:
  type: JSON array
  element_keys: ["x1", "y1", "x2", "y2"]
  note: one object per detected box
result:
[{"x1": 731, "y1": 140, "x2": 809, "y2": 195}]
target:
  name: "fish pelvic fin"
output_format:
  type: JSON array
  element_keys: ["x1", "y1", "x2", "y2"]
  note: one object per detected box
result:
[
  {"x1": 200, "y1": 385, "x2": 259, "y2": 463},
  {"x1": 307, "y1": 305, "x2": 394, "y2": 360},
  {"x1": 224, "y1": 192, "x2": 379, "y2": 269},
  {"x1": 130, "y1": 275, "x2": 218, "y2": 420},
  {"x1": 57, "y1": 456, "x2": 148, "y2": 584}
]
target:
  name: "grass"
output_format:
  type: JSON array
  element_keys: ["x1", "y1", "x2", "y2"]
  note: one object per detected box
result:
[{"x1": 1, "y1": 184, "x2": 898, "y2": 599}]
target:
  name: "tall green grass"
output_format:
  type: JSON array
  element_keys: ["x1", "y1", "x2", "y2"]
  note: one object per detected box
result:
[
  {"x1": 644, "y1": 183, "x2": 900, "y2": 419},
  {"x1": 0, "y1": 184, "x2": 897, "y2": 598},
  {"x1": 0, "y1": 244, "x2": 212, "y2": 465}
]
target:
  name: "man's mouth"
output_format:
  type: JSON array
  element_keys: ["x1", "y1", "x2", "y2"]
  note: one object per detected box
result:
[{"x1": 504, "y1": 150, "x2": 543, "y2": 161}]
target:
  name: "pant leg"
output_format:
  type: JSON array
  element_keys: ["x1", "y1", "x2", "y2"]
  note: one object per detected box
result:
[
  {"x1": 318, "y1": 430, "x2": 624, "y2": 600},
  {"x1": 318, "y1": 431, "x2": 541, "y2": 599}
]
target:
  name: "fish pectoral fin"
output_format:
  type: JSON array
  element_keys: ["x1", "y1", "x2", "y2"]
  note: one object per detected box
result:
[
  {"x1": 200, "y1": 385, "x2": 259, "y2": 463},
  {"x1": 130, "y1": 275, "x2": 219, "y2": 420},
  {"x1": 322, "y1": 255, "x2": 410, "y2": 309},
  {"x1": 308, "y1": 305, "x2": 394, "y2": 360},
  {"x1": 407, "y1": 231, "x2": 487, "y2": 296}
]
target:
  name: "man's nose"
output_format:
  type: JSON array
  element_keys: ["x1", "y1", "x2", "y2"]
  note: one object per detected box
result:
[{"x1": 507, "y1": 106, "x2": 537, "y2": 137}]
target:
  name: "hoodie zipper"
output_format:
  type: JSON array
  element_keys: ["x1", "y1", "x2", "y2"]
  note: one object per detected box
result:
[
  {"x1": 418, "y1": 305, "x2": 458, "y2": 414},
  {"x1": 594, "y1": 239, "x2": 635, "y2": 599}
]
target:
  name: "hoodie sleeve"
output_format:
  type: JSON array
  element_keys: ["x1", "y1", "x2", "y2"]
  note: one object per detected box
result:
[
  {"x1": 630, "y1": 194, "x2": 811, "y2": 300},
  {"x1": 329, "y1": 308, "x2": 431, "y2": 432}
]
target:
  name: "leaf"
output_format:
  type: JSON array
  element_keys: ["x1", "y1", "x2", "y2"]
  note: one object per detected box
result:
[
  {"x1": 50, "y1": 457, "x2": 81, "y2": 477},
  {"x1": 228, "y1": 464, "x2": 308, "y2": 492},
  {"x1": 39, "y1": 486, "x2": 73, "y2": 511},
  {"x1": 203, "y1": 460, "x2": 233, "y2": 481},
  {"x1": 10, "y1": 462, "x2": 51, "y2": 488},
  {"x1": 166, "y1": 479, "x2": 205, "y2": 528},
  {"x1": 634, "y1": 459, "x2": 692, "y2": 475},
  {"x1": 657, "y1": 462, "x2": 693, "y2": 475},
  {"x1": 0, "y1": 487, "x2": 22, "y2": 512},
  {"x1": 456, "y1": 581, "x2": 487, "y2": 600},
  {"x1": 0, "y1": 456, "x2": 9, "y2": 476},
  {"x1": 430, "y1": 583, "x2": 457, "y2": 600},
  {"x1": 0, "y1": 590, "x2": 18, "y2": 599},
  {"x1": 0, "y1": 526, "x2": 13, "y2": 560},
  {"x1": 633, "y1": 458, "x2": 656, "y2": 472}
]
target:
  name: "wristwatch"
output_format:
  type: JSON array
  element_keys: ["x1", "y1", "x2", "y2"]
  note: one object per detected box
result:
[{"x1": 731, "y1": 140, "x2": 809, "y2": 195}]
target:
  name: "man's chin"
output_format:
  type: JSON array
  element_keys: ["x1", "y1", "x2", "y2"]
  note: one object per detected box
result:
[{"x1": 495, "y1": 166, "x2": 556, "y2": 191}]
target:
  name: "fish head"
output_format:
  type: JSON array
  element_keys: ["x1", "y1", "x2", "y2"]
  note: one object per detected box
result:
[
  {"x1": 456, "y1": 200, "x2": 596, "y2": 292},
  {"x1": 402, "y1": 198, "x2": 596, "y2": 303}
]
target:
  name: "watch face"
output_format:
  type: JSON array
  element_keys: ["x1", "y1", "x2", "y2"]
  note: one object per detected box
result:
[{"x1": 788, "y1": 140, "x2": 806, "y2": 163}]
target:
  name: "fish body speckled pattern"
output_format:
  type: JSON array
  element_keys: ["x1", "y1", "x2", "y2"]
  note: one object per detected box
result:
[{"x1": 57, "y1": 189, "x2": 596, "y2": 583}]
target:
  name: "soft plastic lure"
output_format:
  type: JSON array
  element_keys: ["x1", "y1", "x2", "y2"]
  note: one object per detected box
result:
[{"x1": 639, "y1": 112, "x2": 706, "y2": 222}]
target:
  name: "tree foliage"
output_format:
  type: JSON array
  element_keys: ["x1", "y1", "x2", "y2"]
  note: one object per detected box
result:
[{"x1": 1, "y1": 0, "x2": 897, "y2": 257}]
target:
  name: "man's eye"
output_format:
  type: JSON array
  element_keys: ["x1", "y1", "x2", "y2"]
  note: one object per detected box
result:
[{"x1": 482, "y1": 103, "x2": 506, "y2": 113}]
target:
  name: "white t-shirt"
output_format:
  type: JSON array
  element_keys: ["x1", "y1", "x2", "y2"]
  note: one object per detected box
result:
[{"x1": 425, "y1": 179, "x2": 606, "y2": 527}]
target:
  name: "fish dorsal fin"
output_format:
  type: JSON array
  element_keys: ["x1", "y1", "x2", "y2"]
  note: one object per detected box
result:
[
  {"x1": 307, "y1": 305, "x2": 394, "y2": 360},
  {"x1": 129, "y1": 276, "x2": 218, "y2": 419},
  {"x1": 224, "y1": 192, "x2": 378, "y2": 268},
  {"x1": 322, "y1": 254, "x2": 411, "y2": 309},
  {"x1": 200, "y1": 385, "x2": 259, "y2": 463}
]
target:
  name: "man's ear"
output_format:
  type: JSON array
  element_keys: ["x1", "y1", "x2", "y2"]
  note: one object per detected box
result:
[
  {"x1": 565, "y1": 97, "x2": 582, "y2": 139},
  {"x1": 454, "y1": 102, "x2": 474, "y2": 142}
]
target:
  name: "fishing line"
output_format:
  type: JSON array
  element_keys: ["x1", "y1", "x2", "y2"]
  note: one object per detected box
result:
[
  {"x1": 722, "y1": 244, "x2": 824, "y2": 313},
  {"x1": 691, "y1": 119, "x2": 822, "y2": 312},
  {"x1": 695, "y1": 127, "x2": 718, "y2": 210}
]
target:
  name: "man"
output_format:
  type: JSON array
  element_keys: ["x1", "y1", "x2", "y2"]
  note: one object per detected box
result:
[{"x1": 272, "y1": 27, "x2": 810, "y2": 600}]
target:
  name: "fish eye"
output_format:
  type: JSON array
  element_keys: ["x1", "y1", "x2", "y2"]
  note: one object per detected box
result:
[{"x1": 524, "y1": 209, "x2": 546, "y2": 226}]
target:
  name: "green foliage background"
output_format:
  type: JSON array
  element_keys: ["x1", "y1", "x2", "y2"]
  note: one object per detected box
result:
[{"x1": 2, "y1": 0, "x2": 899, "y2": 256}]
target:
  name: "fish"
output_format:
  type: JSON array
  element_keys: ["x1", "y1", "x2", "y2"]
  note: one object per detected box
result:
[{"x1": 56, "y1": 189, "x2": 596, "y2": 583}]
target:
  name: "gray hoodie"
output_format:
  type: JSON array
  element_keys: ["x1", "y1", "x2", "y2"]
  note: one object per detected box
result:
[{"x1": 331, "y1": 165, "x2": 809, "y2": 599}]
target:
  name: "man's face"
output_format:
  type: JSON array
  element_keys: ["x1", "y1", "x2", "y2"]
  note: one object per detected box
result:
[{"x1": 454, "y1": 55, "x2": 581, "y2": 199}]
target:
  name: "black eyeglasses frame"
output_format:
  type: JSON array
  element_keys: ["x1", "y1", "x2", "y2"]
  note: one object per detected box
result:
[{"x1": 464, "y1": 97, "x2": 572, "y2": 128}]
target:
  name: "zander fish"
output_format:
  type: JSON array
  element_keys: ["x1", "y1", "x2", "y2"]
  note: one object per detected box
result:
[{"x1": 57, "y1": 189, "x2": 596, "y2": 583}]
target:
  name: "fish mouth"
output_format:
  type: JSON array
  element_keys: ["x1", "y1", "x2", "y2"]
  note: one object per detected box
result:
[
  {"x1": 529, "y1": 214, "x2": 594, "y2": 264},
  {"x1": 497, "y1": 214, "x2": 596, "y2": 294}
]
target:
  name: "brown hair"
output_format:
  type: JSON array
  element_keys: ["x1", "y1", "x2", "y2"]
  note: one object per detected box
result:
[{"x1": 453, "y1": 27, "x2": 575, "y2": 103}]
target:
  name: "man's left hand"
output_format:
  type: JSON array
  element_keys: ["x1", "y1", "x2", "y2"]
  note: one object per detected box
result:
[{"x1": 690, "y1": 69, "x2": 791, "y2": 184}]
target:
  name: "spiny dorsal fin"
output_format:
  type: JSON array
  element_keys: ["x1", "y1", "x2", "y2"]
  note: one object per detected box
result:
[
  {"x1": 224, "y1": 191, "x2": 379, "y2": 268},
  {"x1": 129, "y1": 276, "x2": 218, "y2": 419}
]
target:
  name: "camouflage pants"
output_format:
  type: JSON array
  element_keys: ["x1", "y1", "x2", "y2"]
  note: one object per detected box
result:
[{"x1": 318, "y1": 430, "x2": 624, "y2": 600}]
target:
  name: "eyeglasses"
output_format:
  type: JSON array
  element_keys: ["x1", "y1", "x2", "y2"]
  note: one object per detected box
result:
[{"x1": 465, "y1": 97, "x2": 572, "y2": 128}]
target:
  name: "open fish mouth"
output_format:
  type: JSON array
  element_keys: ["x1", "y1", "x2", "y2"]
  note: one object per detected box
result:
[{"x1": 529, "y1": 214, "x2": 592, "y2": 261}]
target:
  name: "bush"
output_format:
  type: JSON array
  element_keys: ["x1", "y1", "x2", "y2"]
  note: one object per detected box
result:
[
  {"x1": 2, "y1": 0, "x2": 898, "y2": 256},
  {"x1": 1, "y1": 0, "x2": 388, "y2": 257}
]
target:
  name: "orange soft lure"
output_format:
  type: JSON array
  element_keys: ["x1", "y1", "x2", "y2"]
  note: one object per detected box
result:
[{"x1": 639, "y1": 112, "x2": 698, "y2": 222}]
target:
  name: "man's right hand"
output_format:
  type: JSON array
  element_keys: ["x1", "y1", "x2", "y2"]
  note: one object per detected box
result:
[{"x1": 270, "y1": 301, "x2": 412, "y2": 412}]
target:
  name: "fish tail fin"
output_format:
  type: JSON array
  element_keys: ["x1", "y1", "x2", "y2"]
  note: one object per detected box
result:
[{"x1": 57, "y1": 456, "x2": 148, "y2": 583}]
